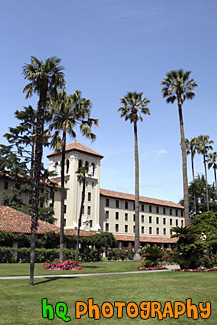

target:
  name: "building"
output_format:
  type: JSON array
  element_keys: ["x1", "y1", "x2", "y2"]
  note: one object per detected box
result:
[{"x1": 47, "y1": 141, "x2": 184, "y2": 248}]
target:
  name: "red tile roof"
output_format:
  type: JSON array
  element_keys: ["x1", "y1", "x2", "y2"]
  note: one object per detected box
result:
[
  {"x1": 47, "y1": 141, "x2": 104, "y2": 159},
  {"x1": 100, "y1": 189, "x2": 184, "y2": 209},
  {"x1": 64, "y1": 229, "x2": 96, "y2": 237},
  {"x1": 0, "y1": 206, "x2": 60, "y2": 234},
  {"x1": 114, "y1": 234, "x2": 177, "y2": 244}
]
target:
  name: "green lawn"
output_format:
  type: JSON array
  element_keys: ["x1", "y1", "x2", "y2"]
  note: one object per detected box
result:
[
  {"x1": 0, "y1": 261, "x2": 142, "y2": 277},
  {"x1": 0, "y1": 270, "x2": 217, "y2": 324}
]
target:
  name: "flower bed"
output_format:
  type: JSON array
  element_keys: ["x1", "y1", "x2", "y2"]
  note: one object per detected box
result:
[
  {"x1": 137, "y1": 266, "x2": 167, "y2": 270},
  {"x1": 43, "y1": 259, "x2": 83, "y2": 271},
  {"x1": 174, "y1": 267, "x2": 217, "y2": 272}
]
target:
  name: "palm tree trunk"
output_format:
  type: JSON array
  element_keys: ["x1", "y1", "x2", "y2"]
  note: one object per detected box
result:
[
  {"x1": 203, "y1": 154, "x2": 209, "y2": 212},
  {"x1": 60, "y1": 131, "x2": 66, "y2": 261},
  {"x1": 191, "y1": 152, "x2": 197, "y2": 215},
  {"x1": 75, "y1": 177, "x2": 86, "y2": 261},
  {"x1": 29, "y1": 90, "x2": 46, "y2": 285},
  {"x1": 178, "y1": 101, "x2": 190, "y2": 226},
  {"x1": 214, "y1": 167, "x2": 217, "y2": 198},
  {"x1": 133, "y1": 119, "x2": 140, "y2": 260}
]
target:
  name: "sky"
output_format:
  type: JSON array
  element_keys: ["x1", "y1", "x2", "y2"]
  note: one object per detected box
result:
[{"x1": 0, "y1": 0, "x2": 217, "y2": 204}]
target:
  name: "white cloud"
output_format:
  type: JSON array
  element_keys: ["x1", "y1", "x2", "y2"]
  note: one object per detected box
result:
[{"x1": 156, "y1": 149, "x2": 168, "y2": 156}]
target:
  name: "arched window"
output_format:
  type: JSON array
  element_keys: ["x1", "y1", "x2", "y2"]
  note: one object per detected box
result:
[
  {"x1": 78, "y1": 159, "x2": 83, "y2": 169},
  {"x1": 91, "y1": 163, "x2": 95, "y2": 176},
  {"x1": 66, "y1": 159, "x2": 70, "y2": 174},
  {"x1": 85, "y1": 161, "x2": 89, "y2": 175},
  {"x1": 55, "y1": 162, "x2": 58, "y2": 175}
]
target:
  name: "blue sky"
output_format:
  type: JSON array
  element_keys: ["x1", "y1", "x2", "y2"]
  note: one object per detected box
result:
[{"x1": 1, "y1": 0, "x2": 217, "y2": 203}]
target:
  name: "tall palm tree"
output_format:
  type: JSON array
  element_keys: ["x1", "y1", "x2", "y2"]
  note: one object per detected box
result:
[
  {"x1": 22, "y1": 56, "x2": 65, "y2": 285},
  {"x1": 118, "y1": 91, "x2": 150, "y2": 261},
  {"x1": 49, "y1": 90, "x2": 98, "y2": 261},
  {"x1": 196, "y1": 135, "x2": 214, "y2": 212},
  {"x1": 161, "y1": 70, "x2": 198, "y2": 226},
  {"x1": 75, "y1": 165, "x2": 89, "y2": 261},
  {"x1": 207, "y1": 152, "x2": 217, "y2": 197},
  {"x1": 186, "y1": 137, "x2": 198, "y2": 214}
]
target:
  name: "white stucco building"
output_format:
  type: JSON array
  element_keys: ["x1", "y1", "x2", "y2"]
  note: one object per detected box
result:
[{"x1": 47, "y1": 141, "x2": 184, "y2": 247}]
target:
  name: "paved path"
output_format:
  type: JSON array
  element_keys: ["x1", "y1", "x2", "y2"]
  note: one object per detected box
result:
[{"x1": 0, "y1": 265, "x2": 179, "y2": 280}]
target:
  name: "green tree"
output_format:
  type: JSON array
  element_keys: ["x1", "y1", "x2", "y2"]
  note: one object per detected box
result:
[
  {"x1": 196, "y1": 135, "x2": 214, "y2": 212},
  {"x1": 207, "y1": 151, "x2": 217, "y2": 197},
  {"x1": 118, "y1": 91, "x2": 150, "y2": 261},
  {"x1": 22, "y1": 56, "x2": 65, "y2": 285},
  {"x1": 161, "y1": 70, "x2": 198, "y2": 225},
  {"x1": 49, "y1": 90, "x2": 98, "y2": 261}
]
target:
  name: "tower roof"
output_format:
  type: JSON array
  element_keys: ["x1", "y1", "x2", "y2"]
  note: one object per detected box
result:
[{"x1": 47, "y1": 141, "x2": 104, "y2": 159}]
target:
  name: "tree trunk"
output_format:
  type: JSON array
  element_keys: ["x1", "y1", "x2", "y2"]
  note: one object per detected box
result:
[
  {"x1": 29, "y1": 90, "x2": 46, "y2": 285},
  {"x1": 178, "y1": 100, "x2": 190, "y2": 226},
  {"x1": 203, "y1": 154, "x2": 209, "y2": 212},
  {"x1": 214, "y1": 167, "x2": 217, "y2": 198},
  {"x1": 191, "y1": 151, "x2": 197, "y2": 216},
  {"x1": 133, "y1": 119, "x2": 140, "y2": 261},
  {"x1": 60, "y1": 131, "x2": 66, "y2": 261},
  {"x1": 75, "y1": 177, "x2": 86, "y2": 261}
]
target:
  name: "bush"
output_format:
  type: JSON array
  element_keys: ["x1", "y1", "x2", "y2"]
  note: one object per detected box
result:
[
  {"x1": 141, "y1": 246, "x2": 163, "y2": 267},
  {"x1": 106, "y1": 248, "x2": 134, "y2": 261}
]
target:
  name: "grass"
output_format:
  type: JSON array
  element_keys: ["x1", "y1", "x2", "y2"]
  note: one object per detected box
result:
[
  {"x1": 0, "y1": 261, "x2": 142, "y2": 277},
  {"x1": 0, "y1": 271, "x2": 217, "y2": 324}
]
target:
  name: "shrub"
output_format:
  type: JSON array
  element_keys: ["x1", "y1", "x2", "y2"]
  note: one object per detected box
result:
[{"x1": 141, "y1": 246, "x2": 163, "y2": 267}]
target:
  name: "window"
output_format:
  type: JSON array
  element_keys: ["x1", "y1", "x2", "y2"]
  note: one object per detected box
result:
[
  {"x1": 133, "y1": 202, "x2": 135, "y2": 210},
  {"x1": 125, "y1": 201, "x2": 128, "y2": 209},
  {"x1": 149, "y1": 227, "x2": 152, "y2": 235},
  {"x1": 64, "y1": 219, "x2": 66, "y2": 227},
  {"x1": 91, "y1": 163, "x2": 95, "y2": 176},
  {"x1": 85, "y1": 161, "x2": 89, "y2": 175},
  {"x1": 163, "y1": 207, "x2": 166, "y2": 215},
  {"x1": 125, "y1": 213, "x2": 128, "y2": 221},
  {"x1": 141, "y1": 215, "x2": 144, "y2": 223},
  {"x1": 170, "y1": 219, "x2": 172, "y2": 226},
  {"x1": 156, "y1": 206, "x2": 159, "y2": 214},
  {"x1": 78, "y1": 159, "x2": 83, "y2": 169},
  {"x1": 149, "y1": 205, "x2": 152, "y2": 213},
  {"x1": 141, "y1": 204, "x2": 144, "y2": 212},
  {"x1": 15, "y1": 183, "x2": 20, "y2": 190},
  {"x1": 170, "y1": 208, "x2": 172, "y2": 216},
  {"x1": 4, "y1": 181, "x2": 8, "y2": 190},
  {"x1": 116, "y1": 200, "x2": 119, "y2": 208},
  {"x1": 55, "y1": 163, "x2": 58, "y2": 175},
  {"x1": 141, "y1": 226, "x2": 144, "y2": 234},
  {"x1": 116, "y1": 212, "x2": 119, "y2": 220},
  {"x1": 170, "y1": 229, "x2": 173, "y2": 236},
  {"x1": 163, "y1": 218, "x2": 166, "y2": 225},
  {"x1": 90, "y1": 220, "x2": 93, "y2": 227},
  {"x1": 115, "y1": 224, "x2": 119, "y2": 232},
  {"x1": 64, "y1": 190, "x2": 67, "y2": 200},
  {"x1": 64, "y1": 205, "x2": 67, "y2": 214},
  {"x1": 106, "y1": 198, "x2": 109, "y2": 207},
  {"x1": 149, "y1": 216, "x2": 152, "y2": 223},
  {"x1": 106, "y1": 211, "x2": 109, "y2": 219},
  {"x1": 125, "y1": 225, "x2": 128, "y2": 233},
  {"x1": 176, "y1": 209, "x2": 178, "y2": 216},
  {"x1": 66, "y1": 159, "x2": 70, "y2": 174},
  {"x1": 181, "y1": 220, "x2": 183, "y2": 227},
  {"x1": 88, "y1": 192, "x2": 91, "y2": 201},
  {"x1": 156, "y1": 217, "x2": 159, "y2": 224},
  {"x1": 176, "y1": 219, "x2": 178, "y2": 226},
  {"x1": 163, "y1": 228, "x2": 166, "y2": 235},
  {"x1": 105, "y1": 223, "x2": 109, "y2": 231},
  {"x1": 181, "y1": 210, "x2": 184, "y2": 217},
  {"x1": 88, "y1": 206, "x2": 91, "y2": 215},
  {"x1": 156, "y1": 228, "x2": 159, "y2": 235},
  {"x1": 133, "y1": 214, "x2": 135, "y2": 222},
  {"x1": 133, "y1": 226, "x2": 135, "y2": 233}
]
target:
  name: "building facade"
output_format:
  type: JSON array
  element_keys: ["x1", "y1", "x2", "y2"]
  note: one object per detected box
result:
[{"x1": 47, "y1": 141, "x2": 184, "y2": 247}]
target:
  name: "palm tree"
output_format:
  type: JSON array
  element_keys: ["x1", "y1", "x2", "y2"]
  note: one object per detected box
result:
[
  {"x1": 196, "y1": 135, "x2": 214, "y2": 212},
  {"x1": 49, "y1": 90, "x2": 98, "y2": 261},
  {"x1": 186, "y1": 137, "x2": 198, "y2": 214},
  {"x1": 22, "y1": 56, "x2": 65, "y2": 285},
  {"x1": 161, "y1": 70, "x2": 198, "y2": 226},
  {"x1": 75, "y1": 165, "x2": 89, "y2": 261},
  {"x1": 118, "y1": 91, "x2": 150, "y2": 261},
  {"x1": 207, "y1": 151, "x2": 217, "y2": 197}
]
